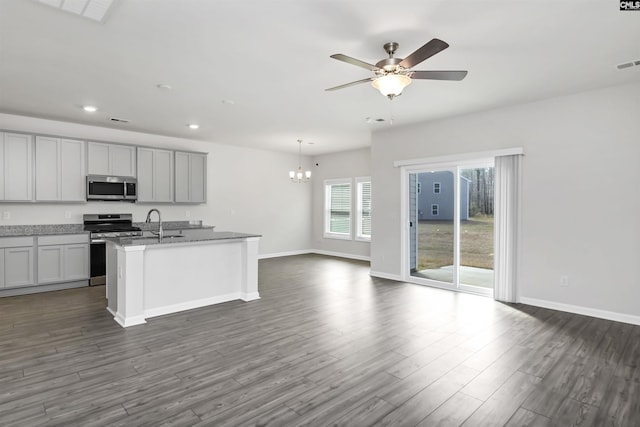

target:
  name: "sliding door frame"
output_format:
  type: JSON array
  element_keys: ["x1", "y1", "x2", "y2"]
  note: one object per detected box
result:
[{"x1": 400, "y1": 158, "x2": 494, "y2": 297}]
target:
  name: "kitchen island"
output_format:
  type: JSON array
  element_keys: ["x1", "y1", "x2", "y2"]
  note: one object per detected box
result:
[{"x1": 105, "y1": 231, "x2": 261, "y2": 327}]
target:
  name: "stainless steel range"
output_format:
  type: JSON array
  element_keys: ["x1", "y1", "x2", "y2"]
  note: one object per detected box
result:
[{"x1": 83, "y1": 213, "x2": 142, "y2": 285}]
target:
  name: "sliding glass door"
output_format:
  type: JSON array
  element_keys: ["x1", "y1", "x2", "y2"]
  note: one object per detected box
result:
[{"x1": 406, "y1": 162, "x2": 494, "y2": 295}]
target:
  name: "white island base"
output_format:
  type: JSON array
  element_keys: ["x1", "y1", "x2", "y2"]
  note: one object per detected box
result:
[{"x1": 106, "y1": 233, "x2": 260, "y2": 327}]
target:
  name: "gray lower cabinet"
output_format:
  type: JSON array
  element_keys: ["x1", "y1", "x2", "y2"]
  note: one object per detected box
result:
[
  {"x1": 0, "y1": 237, "x2": 35, "y2": 288},
  {"x1": 37, "y1": 234, "x2": 89, "y2": 284}
]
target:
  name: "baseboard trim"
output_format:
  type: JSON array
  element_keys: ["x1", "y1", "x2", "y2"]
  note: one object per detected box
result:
[
  {"x1": 259, "y1": 249, "x2": 370, "y2": 262},
  {"x1": 311, "y1": 250, "x2": 370, "y2": 262},
  {"x1": 519, "y1": 297, "x2": 640, "y2": 326},
  {"x1": 144, "y1": 292, "x2": 242, "y2": 319},
  {"x1": 370, "y1": 270, "x2": 403, "y2": 281},
  {"x1": 241, "y1": 292, "x2": 261, "y2": 301},
  {"x1": 0, "y1": 280, "x2": 88, "y2": 298},
  {"x1": 259, "y1": 250, "x2": 312, "y2": 259}
]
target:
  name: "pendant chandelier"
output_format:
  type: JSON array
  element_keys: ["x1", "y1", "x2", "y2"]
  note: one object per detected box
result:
[{"x1": 289, "y1": 139, "x2": 311, "y2": 183}]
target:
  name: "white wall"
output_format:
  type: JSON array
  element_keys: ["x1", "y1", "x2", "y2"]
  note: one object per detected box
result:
[
  {"x1": 0, "y1": 113, "x2": 312, "y2": 256},
  {"x1": 311, "y1": 148, "x2": 371, "y2": 260},
  {"x1": 371, "y1": 82, "x2": 640, "y2": 320}
]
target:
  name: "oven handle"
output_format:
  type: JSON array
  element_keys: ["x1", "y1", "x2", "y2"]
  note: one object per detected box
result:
[{"x1": 91, "y1": 239, "x2": 106, "y2": 244}]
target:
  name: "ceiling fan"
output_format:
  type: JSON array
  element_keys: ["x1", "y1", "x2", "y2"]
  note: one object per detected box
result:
[{"x1": 326, "y1": 39, "x2": 468, "y2": 100}]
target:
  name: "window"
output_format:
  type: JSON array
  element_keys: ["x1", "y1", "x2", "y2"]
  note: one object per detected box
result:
[
  {"x1": 324, "y1": 179, "x2": 351, "y2": 239},
  {"x1": 356, "y1": 177, "x2": 371, "y2": 241},
  {"x1": 433, "y1": 182, "x2": 441, "y2": 194},
  {"x1": 431, "y1": 204, "x2": 439, "y2": 216}
]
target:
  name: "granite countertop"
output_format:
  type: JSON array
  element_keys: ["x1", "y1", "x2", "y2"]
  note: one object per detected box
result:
[
  {"x1": 0, "y1": 221, "x2": 214, "y2": 237},
  {"x1": 134, "y1": 221, "x2": 215, "y2": 232},
  {"x1": 109, "y1": 231, "x2": 261, "y2": 247},
  {"x1": 0, "y1": 224, "x2": 88, "y2": 237}
]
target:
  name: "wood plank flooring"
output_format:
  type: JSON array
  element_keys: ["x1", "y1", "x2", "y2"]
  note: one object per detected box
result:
[{"x1": 1, "y1": 254, "x2": 639, "y2": 426}]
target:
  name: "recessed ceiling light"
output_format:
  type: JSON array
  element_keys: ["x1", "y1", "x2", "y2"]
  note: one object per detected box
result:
[
  {"x1": 83, "y1": 105, "x2": 98, "y2": 112},
  {"x1": 222, "y1": 99, "x2": 235, "y2": 105},
  {"x1": 188, "y1": 124, "x2": 200, "y2": 130},
  {"x1": 157, "y1": 84, "x2": 172, "y2": 90}
]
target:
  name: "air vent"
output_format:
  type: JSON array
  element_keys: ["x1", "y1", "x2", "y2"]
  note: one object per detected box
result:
[
  {"x1": 617, "y1": 59, "x2": 640, "y2": 70},
  {"x1": 109, "y1": 117, "x2": 130, "y2": 123}
]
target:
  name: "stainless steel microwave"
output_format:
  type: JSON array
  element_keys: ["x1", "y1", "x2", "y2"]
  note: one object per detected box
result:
[{"x1": 86, "y1": 175, "x2": 137, "y2": 202}]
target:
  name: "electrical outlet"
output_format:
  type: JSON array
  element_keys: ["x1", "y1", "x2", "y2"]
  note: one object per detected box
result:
[
  {"x1": 64, "y1": 210, "x2": 71, "y2": 219},
  {"x1": 185, "y1": 210, "x2": 191, "y2": 218},
  {"x1": 560, "y1": 275, "x2": 569, "y2": 287},
  {"x1": 2, "y1": 211, "x2": 10, "y2": 220}
]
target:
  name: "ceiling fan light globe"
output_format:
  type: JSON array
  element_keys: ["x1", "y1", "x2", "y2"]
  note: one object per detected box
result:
[{"x1": 372, "y1": 74, "x2": 411, "y2": 98}]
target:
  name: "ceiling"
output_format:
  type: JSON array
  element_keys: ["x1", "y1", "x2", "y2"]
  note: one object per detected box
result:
[{"x1": 1, "y1": 0, "x2": 639, "y2": 155}]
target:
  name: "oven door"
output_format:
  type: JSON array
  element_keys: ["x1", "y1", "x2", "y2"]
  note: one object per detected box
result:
[{"x1": 89, "y1": 240, "x2": 106, "y2": 286}]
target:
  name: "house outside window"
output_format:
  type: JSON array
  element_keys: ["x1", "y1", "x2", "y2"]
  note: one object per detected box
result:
[
  {"x1": 433, "y1": 182, "x2": 441, "y2": 194},
  {"x1": 356, "y1": 177, "x2": 371, "y2": 241},
  {"x1": 431, "y1": 204, "x2": 439, "y2": 216},
  {"x1": 324, "y1": 179, "x2": 351, "y2": 239}
]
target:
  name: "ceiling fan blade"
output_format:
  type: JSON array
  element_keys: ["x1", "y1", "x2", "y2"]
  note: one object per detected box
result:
[
  {"x1": 325, "y1": 78, "x2": 374, "y2": 91},
  {"x1": 399, "y1": 38, "x2": 449, "y2": 69},
  {"x1": 410, "y1": 70, "x2": 468, "y2": 81},
  {"x1": 330, "y1": 54, "x2": 380, "y2": 71}
]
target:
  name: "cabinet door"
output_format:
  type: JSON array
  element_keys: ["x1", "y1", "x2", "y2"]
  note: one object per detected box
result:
[
  {"x1": 87, "y1": 142, "x2": 110, "y2": 175},
  {"x1": 64, "y1": 244, "x2": 89, "y2": 281},
  {"x1": 190, "y1": 153, "x2": 206, "y2": 203},
  {"x1": 5, "y1": 247, "x2": 34, "y2": 287},
  {"x1": 154, "y1": 149, "x2": 174, "y2": 202},
  {"x1": 137, "y1": 147, "x2": 154, "y2": 202},
  {"x1": 3, "y1": 133, "x2": 33, "y2": 201},
  {"x1": 37, "y1": 245, "x2": 64, "y2": 284},
  {"x1": 35, "y1": 136, "x2": 60, "y2": 201},
  {"x1": 174, "y1": 152, "x2": 190, "y2": 202},
  {"x1": 60, "y1": 139, "x2": 86, "y2": 201},
  {"x1": 110, "y1": 145, "x2": 136, "y2": 177}
]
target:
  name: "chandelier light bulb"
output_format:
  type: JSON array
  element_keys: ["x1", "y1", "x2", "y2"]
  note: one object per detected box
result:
[{"x1": 289, "y1": 139, "x2": 311, "y2": 183}]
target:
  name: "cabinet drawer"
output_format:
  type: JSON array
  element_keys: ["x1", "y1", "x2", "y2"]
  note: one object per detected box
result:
[
  {"x1": 38, "y1": 234, "x2": 88, "y2": 246},
  {"x1": 0, "y1": 237, "x2": 34, "y2": 248}
]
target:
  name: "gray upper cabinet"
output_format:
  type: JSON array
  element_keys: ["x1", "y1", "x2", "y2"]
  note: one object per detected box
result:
[
  {"x1": 137, "y1": 147, "x2": 174, "y2": 203},
  {"x1": 175, "y1": 151, "x2": 206, "y2": 203},
  {"x1": 0, "y1": 132, "x2": 33, "y2": 201},
  {"x1": 87, "y1": 141, "x2": 136, "y2": 177},
  {"x1": 35, "y1": 136, "x2": 86, "y2": 202}
]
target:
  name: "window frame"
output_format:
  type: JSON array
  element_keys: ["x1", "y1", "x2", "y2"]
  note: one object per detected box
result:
[
  {"x1": 355, "y1": 177, "x2": 372, "y2": 242},
  {"x1": 431, "y1": 204, "x2": 440, "y2": 216},
  {"x1": 324, "y1": 178, "x2": 352, "y2": 240},
  {"x1": 433, "y1": 182, "x2": 441, "y2": 194}
]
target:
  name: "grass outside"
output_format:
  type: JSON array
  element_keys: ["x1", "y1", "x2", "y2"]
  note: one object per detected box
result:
[{"x1": 417, "y1": 216, "x2": 494, "y2": 271}]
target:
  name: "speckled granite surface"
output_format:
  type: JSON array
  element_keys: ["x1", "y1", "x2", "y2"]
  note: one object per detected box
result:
[
  {"x1": 109, "y1": 231, "x2": 260, "y2": 247},
  {"x1": 0, "y1": 221, "x2": 213, "y2": 237},
  {"x1": 134, "y1": 221, "x2": 215, "y2": 232},
  {"x1": 0, "y1": 224, "x2": 88, "y2": 237}
]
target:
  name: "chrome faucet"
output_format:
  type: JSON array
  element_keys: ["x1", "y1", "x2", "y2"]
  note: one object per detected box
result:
[{"x1": 145, "y1": 209, "x2": 163, "y2": 240}]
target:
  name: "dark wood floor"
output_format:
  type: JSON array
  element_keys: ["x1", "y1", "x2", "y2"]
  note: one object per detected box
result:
[{"x1": 1, "y1": 254, "x2": 639, "y2": 426}]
